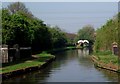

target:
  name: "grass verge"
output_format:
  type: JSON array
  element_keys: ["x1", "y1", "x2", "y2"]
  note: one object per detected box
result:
[
  {"x1": 0, "y1": 47, "x2": 75, "y2": 74},
  {"x1": 92, "y1": 51, "x2": 119, "y2": 72},
  {"x1": 0, "y1": 52, "x2": 55, "y2": 74},
  {"x1": 93, "y1": 51, "x2": 118, "y2": 66}
]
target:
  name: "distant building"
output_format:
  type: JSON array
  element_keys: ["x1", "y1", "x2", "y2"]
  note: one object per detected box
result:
[{"x1": 65, "y1": 33, "x2": 77, "y2": 46}]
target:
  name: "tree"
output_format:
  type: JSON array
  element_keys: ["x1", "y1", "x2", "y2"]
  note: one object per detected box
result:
[
  {"x1": 49, "y1": 26, "x2": 67, "y2": 48},
  {"x1": 94, "y1": 14, "x2": 118, "y2": 52},
  {"x1": 2, "y1": 2, "x2": 68, "y2": 54},
  {"x1": 31, "y1": 18, "x2": 52, "y2": 51},
  {"x1": 2, "y1": 9, "x2": 13, "y2": 45},
  {"x1": 7, "y1": 2, "x2": 33, "y2": 18},
  {"x1": 76, "y1": 25, "x2": 95, "y2": 43},
  {"x1": 0, "y1": 9, "x2": 2, "y2": 44},
  {"x1": 65, "y1": 33, "x2": 77, "y2": 46},
  {"x1": 0, "y1": 29, "x2": 1, "y2": 45},
  {"x1": 2, "y1": 10, "x2": 34, "y2": 46}
]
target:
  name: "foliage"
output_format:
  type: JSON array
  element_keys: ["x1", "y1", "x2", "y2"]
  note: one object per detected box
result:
[
  {"x1": 2, "y1": 9, "x2": 33, "y2": 46},
  {"x1": 2, "y1": 2, "x2": 68, "y2": 53},
  {"x1": 76, "y1": 25, "x2": 95, "y2": 43},
  {"x1": 49, "y1": 26, "x2": 67, "y2": 48},
  {"x1": 93, "y1": 50, "x2": 112, "y2": 56},
  {"x1": 65, "y1": 33, "x2": 77, "y2": 46},
  {"x1": 0, "y1": 9, "x2": 1, "y2": 44},
  {"x1": 94, "y1": 54, "x2": 118, "y2": 66},
  {"x1": 94, "y1": 14, "x2": 118, "y2": 52},
  {"x1": 7, "y1": 2, "x2": 33, "y2": 18},
  {"x1": 31, "y1": 18, "x2": 52, "y2": 51}
]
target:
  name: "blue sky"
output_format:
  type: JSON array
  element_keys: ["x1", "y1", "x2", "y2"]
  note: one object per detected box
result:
[{"x1": 2, "y1": 2, "x2": 118, "y2": 33}]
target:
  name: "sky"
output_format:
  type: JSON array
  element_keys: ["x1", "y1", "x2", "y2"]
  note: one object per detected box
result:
[
  {"x1": 2, "y1": 2, "x2": 118, "y2": 33},
  {"x1": 1, "y1": 0, "x2": 120, "y2": 2}
]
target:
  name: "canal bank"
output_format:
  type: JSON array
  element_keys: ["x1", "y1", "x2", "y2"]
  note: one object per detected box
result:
[
  {"x1": 91, "y1": 55, "x2": 119, "y2": 73},
  {"x1": 1, "y1": 53, "x2": 55, "y2": 80},
  {"x1": 1, "y1": 47, "x2": 76, "y2": 80},
  {"x1": 2, "y1": 49, "x2": 119, "y2": 83}
]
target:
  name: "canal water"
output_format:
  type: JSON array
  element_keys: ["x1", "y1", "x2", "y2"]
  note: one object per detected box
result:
[{"x1": 2, "y1": 49, "x2": 119, "y2": 83}]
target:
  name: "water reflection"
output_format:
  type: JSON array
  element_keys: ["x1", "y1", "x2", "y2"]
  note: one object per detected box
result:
[
  {"x1": 77, "y1": 48, "x2": 89, "y2": 57},
  {"x1": 96, "y1": 68, "x2": 119, "y2": 82},
  {"x1": 77, "y1": 49, "x2": 118, "y2": 82},
  {"x1": 77, "y1": 48, "x2": 93, "y2": 67},
  {"x1": 2, "y1": 49, "x2": 119, "y2": 83}
]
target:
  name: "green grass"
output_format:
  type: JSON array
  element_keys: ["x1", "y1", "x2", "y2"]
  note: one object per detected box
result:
[
  {"x1": 97, "y1": 55, "x2": 118, "y2": 65},
  {"x1": 93, "y1": 51, "x2": 118, "y2": 66},
  {"x1": 0, "y1": 52, "x2": 55, "y2": 74},
  {"x1": 1, "y1": 60, "x2": 45, "y2": 74},
  {"x1": 94, "y1": 50, "x2": 112, "y2": 55},
  {"x1": 36, "y1": 51, "x2": 54, "y2": 59},
  {"x1": 0, "y1": 47, "x2": 74, "y2": 74}
]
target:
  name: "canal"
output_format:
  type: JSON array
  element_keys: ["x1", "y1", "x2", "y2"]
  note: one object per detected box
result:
[{"x1": 2, "y1": 49, "x2": 119, "y2": 83}]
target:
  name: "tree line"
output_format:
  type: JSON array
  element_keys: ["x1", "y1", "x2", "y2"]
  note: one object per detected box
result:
[
  {"x1": 2, "y1": 2, "x2": 119, "y2": 55},
  {"x1": 2, "y1": 2, "x2": 68, "y2": 53},
  {"x1": 75, "y1": 13, "x2": 119, "y2": 54},
  {"x1": 75, "y1": 25, "x2": 95, "y2": 44},
  {"x1": 94, "y1": 13, "x2": 119, "y2": 53}
]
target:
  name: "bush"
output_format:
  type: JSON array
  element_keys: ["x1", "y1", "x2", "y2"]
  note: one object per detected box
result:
[{"x1": 94, "y1": 50, "x2": 112, "y2": 56}]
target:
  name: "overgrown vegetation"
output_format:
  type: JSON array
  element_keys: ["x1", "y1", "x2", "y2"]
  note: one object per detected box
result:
[
  {"x1": 93, "y1": 50, "x2": 112, "y2": 56},
  {"x1": 94, "y1": 13, "x2": 119, "y2": 52},
  {"x1": 92, "y1": 13, "x2": 119, "y2": 70},
  {"x1": 93, "y1": 51, "x2": 118, "y2": 66},
  {"x1": 2, "y1": 2, "x2": 71, "y2": 55},
  {"x1": 97, "y1": 55, "x2": 118, "y2": 65}
]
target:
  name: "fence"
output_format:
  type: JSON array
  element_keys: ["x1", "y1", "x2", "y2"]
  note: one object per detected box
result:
[
  {"x1": 0, "y1": 44, "x2": 31, "y2": 63},
  {"x1": 0, "y1": 45, "x2": 8, "y2": 63}
]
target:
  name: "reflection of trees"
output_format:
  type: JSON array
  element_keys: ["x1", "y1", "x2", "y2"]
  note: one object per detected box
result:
[
  {"x1": 77, "y1": 49, "x2": 119, "y2": 82},
  {"x1": 52, "y1": 51, "x2": 70, "y2": 68},
  {"x1": 77, "y1": 49, "x2": 93, "y2": 67},
  {"x1": 118, "y1": 74, "x2": 120, "y2": 84},
  {"x1": 95, "y1": 67, "x2": 119, "y2": 82},
  {"x1": 2, "y1": 49, "x2": 118, "y2": 83},
  {"x1": 2, "y1": 57, "x2": 63, "y2": 84},
  {"x1": 52, "y1": 50, "x2": 78, "y2": 68},
  {"x1": 2, "y1": 69, "x2": 50, "y2": 84},
  {"x1": 2, "y1": 50, "x2": 77, "y2": 84}
]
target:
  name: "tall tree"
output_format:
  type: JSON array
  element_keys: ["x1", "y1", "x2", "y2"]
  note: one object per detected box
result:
[
  {"x1": 94, "y1": 14, "x2": 118, "y2": 52},
  {"x1": 76, "y1": 25, "x2": 95, "y2": 43},
  {"x1": 0, "y1": 9, "x2": 2, "y2": 44},
  {"x1": 49, "y1": 26, "x2": 67, "y2": 48},
  {"x1": 7, "y1": 2, "x2": 33, "y2": 18},
  {"x1": 31, "y1": 18, "x2": 52, "y2": 51},
  {"x1": 2, "y1": 10, "x2": 34, "y2": 46}
]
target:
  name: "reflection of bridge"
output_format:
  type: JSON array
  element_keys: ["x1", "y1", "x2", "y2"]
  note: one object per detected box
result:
[{"x1": 77, "y1": 48, "x2": 89, "y2": 57}]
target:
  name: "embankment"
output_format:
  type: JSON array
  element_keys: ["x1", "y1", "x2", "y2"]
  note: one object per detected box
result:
[{"x1": 91, "y1": 56, "x2": 119, "y2": 73}]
